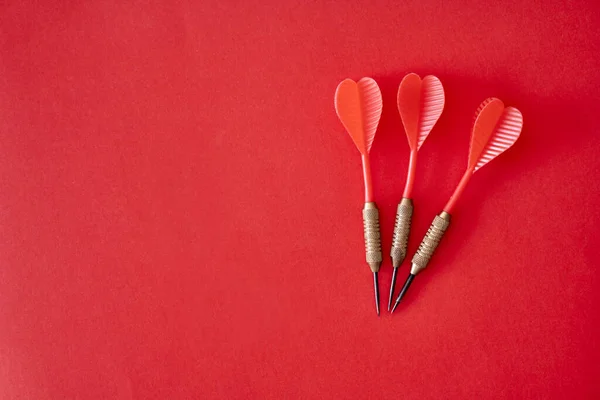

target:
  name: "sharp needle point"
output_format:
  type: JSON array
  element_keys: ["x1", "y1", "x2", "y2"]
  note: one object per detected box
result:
[
  {"x1": 391, "y1": 274, "x2": 415, "y2": 314},
  {"x1": 388, "y1": 267, "x2": 398, "y2": 312},
  {"x1": 373, "y1": 272, "x2": 380, "y2": 316}
]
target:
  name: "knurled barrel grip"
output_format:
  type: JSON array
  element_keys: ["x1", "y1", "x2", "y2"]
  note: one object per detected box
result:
[
  {"x1": 411, "y1": 212, "x2": 451, "y2": 275},
  {"x1": 362, "y1": 202, "x2": 382, "y2": 273},
  {"x1": 390, "y1": 198, "x2": 413, "y2": 268}
]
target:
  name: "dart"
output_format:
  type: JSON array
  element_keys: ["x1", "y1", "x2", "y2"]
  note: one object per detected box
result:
[
  {"x1": 391, "y1": 97, "x2": 523, "y2": 312},
  {"x1": 334, "y1": 77, "x2": 383, "y2": 316},
  {"x1": 388, "y1": 73, "x2": 445, "y2": 311}
]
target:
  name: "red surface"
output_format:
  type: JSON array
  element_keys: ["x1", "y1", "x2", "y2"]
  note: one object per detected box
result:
[{"x1": 1, "y1": 1, "x2": 599, "y2": 398}]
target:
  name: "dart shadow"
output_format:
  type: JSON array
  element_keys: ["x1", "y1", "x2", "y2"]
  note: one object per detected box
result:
[{"x1": 368, "y1": 71, "x2": 587, "y2": 303}]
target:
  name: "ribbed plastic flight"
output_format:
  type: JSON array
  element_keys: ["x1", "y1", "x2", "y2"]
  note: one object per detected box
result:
[
  {"x1": 334, "y1": 77, "x2": 383, "y2": 316},
  {"x1": 388, "y1": 73, "x2": 445, "y2": 311},
  {"x1": 392, "y1": 98, "x2": 523, "y2": 312}
]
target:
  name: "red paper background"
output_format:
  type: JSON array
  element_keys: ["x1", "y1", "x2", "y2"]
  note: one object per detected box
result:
[{"x1": 1, "y1": 1, "x2": 599, "y2": 398}]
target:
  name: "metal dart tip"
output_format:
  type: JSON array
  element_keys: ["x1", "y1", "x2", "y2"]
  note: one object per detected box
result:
[
  {"x1": 391, "y1": 274, "x2": 415, "y2": 314},
  {"x1": 387, "y1": 267, "x2": 398, "y2": 312},
  {"x1": 373, "y1": 272, "x2": 380, "y2": 316}
]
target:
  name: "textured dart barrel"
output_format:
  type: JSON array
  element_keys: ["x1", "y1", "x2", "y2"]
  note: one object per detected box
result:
[
  {"x1": 362, "y1": 202, "x2": 382, "y2": 273},
  {"x1": 390, "y1": 198, "x2": 413, "y2": 268},
  {"x1": 410, "y1": 212, "x2": 451, "y2": 275}
]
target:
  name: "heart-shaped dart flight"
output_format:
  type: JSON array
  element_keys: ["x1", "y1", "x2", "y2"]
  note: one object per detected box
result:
[
  {"x1": 391, "y1": 98, "x2": 523, "y2": 312},
  {"x1": 335, "y1": 77, "x2": 383, "y2": 315},
  {"x1": 388, "y1": 73, "x2": 445, "y2": 311}
]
